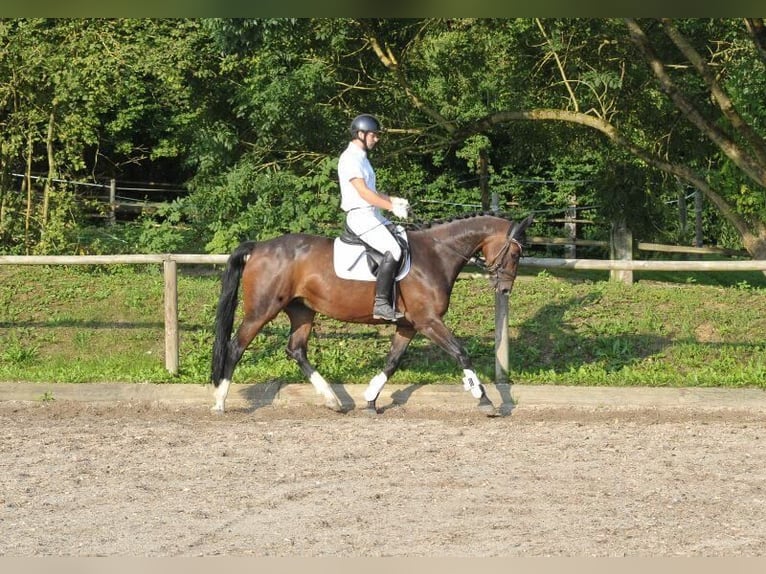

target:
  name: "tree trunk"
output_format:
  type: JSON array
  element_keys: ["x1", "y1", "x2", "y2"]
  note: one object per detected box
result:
[
  {"x1": 744, "y1": 18, "x2": 766, "y2": 64},
  {"x1": 42, "y1": 111, "x2": 55, "y2": 229},
  {"x1": 625, "y1": 19, "x2": 766, "y2": 187},
  {"x1": 0, "y1": 165, "x2": 6, "y2": 237},
  {"x1": 745, "y1": 232, "x2": 766, "y2": 277},
  {"x1": 479, "y1": 149, "x2": 489, "y2": 211},
  {"x1": 677, "y1": 179, "x2": 687, "y2": 238},
  {"x1": 24, "y1": 129, "x2": 34, "y2": 255}
]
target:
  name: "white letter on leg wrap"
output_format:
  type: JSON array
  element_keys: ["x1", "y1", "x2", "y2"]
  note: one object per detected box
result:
[
  {"x1": 364, "y1": 372, "x2": 388, "y2": 402},
  {"x1": 462, "y1": 369, "x2": 484, "y2": 399}
]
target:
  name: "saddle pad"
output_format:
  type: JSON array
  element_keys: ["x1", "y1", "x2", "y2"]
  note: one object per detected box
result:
[{"x1": 332, "y1": 239, "x2": 411, "y2": 282}]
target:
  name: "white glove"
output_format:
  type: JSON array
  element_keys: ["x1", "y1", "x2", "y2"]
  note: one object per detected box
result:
[{"x1": 390, "y1": 196, "x2": 410, "y2": 219}]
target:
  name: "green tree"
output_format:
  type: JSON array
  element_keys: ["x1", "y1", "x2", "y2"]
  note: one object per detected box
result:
[
  {"x1": 308, "y1": 18, "x2": 763, "y2": 256},
  {"x1": 0, "y1": 19, "x2": 213, "y2": 254},
  {"x1": 396, "y1": 18, "x2": 766, "y2": 257},
  {"x1": 6, "y1": 18, "x2": 765, "y2": 260}
]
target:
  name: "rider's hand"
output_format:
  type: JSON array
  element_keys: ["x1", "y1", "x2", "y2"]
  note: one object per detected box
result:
[{"x1": 390, "y1": 197, "x2": 411, "y2": 219}]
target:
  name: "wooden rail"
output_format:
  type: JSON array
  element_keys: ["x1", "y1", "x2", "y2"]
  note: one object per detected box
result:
[
  {"x1": 519, "y1": 257, "x2": 766, "y2": 271},
  {"x1": 2, "y1": 253, "x2": 766, "y2": 381},
  {"x1": 528, "y1": 237, "x2": 748, "y2": 257}
]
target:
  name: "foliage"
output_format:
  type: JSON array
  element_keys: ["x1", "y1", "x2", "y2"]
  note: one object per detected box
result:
[
  {"x1": 1, "y1": 18, "x2": 766, "y2": 258},
  {"x1": 187, "y1": 155, "x2": 342, "y2": 253},
  {"x1": 0, "y1": 19, "x2": 212, "y2": 254}
]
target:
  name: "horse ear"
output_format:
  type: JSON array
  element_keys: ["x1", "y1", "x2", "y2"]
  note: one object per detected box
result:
[
  {"x1": 510, "y1": 214, "x2": 534, "y2": 239},
  {"x1": 520, "y1": 214, "x2": 534, "y2": 231}
]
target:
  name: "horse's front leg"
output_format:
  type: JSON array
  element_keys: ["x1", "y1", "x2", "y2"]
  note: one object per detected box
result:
[
  {"x1": 363, "y1": 325, "x2": 416, "y2": 415},
  {"x1": 285, "y1": 302, "x2": 344, "y2": 412},
  {"x1": 416, "y1": 318, "x2": 498, "y2": 416}
]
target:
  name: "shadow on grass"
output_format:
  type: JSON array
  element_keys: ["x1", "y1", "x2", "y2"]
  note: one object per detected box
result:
[{"x1": 506, "y1": 294, "x2": 673, "y2": 379}]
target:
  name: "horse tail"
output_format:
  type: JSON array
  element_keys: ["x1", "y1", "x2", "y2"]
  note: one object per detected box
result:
[{"x1": 211, "y1": 240, "x2": 257, "y2": 386}]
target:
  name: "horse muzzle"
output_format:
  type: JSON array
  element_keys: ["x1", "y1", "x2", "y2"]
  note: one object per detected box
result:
[{"x1": 492, "y1": 277, "x2": 515, "y2": 295}]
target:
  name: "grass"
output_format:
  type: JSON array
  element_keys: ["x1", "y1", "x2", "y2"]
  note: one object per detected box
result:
[{"x1": 1, "y1": 264, "x2": 765, "y2": 388}]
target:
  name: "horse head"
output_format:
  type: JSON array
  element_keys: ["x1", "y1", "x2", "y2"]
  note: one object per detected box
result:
[{"x1": 483, "y1": 214, "x2": 534, "y2": 294}]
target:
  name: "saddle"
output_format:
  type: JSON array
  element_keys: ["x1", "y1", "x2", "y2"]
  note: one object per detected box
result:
[{"x1": 332, "y1": 223, "x2": 411, "y2": 282}]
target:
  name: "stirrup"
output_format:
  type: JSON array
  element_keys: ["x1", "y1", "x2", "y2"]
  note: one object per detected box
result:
[{"x1": 373, "y1": 303, "x2": 404, "y2": 321}]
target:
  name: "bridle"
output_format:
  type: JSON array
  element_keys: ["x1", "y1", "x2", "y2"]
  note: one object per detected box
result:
[
  {"x1": 484, "y1": 234, "x2": 523, "y2": 284},
  {"x1": 430, "y1": 226, "x2": 523, "y2": 283}
]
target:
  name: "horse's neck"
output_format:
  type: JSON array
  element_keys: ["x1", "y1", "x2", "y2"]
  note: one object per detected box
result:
[{"x1": 426, "y1": 221, "x2": 495, "y2": 278}]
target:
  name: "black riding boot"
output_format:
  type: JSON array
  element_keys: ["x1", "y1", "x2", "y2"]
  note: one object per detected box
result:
[{"x1": 373, "y1": 251, "x2": 404, "y2": 321}]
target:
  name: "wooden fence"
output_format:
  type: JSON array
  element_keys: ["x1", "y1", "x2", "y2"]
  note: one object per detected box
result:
[{"x1": 2, "y1": 253, "x2": 766, "y2": 383}]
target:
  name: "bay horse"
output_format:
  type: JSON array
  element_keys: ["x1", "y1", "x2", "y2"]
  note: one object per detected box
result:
[{"x1": 210, "y1": 212, "x2": 533, "y2": 416}]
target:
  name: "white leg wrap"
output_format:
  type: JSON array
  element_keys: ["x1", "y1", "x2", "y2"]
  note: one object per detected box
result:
[
  {"x1": 212, "y1": 378, "x2": 231, "y2": 412},
  {"x1": 462, "y1": 369, "x2": 484, "y2": 399},
  {"x1": 310, "y1": 371, "x2": 342, "y2": 409},
  {"x1": 364, "y1": 372, "x2": 388, "y2": 402},
  {"x1": 310, "y1": 370, "x2": 332, "y2": 397}
]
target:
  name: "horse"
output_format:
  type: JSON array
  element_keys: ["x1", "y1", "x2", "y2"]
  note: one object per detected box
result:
[{"x1": 210, "y1": 212, "x2": 533, "y2": 416}]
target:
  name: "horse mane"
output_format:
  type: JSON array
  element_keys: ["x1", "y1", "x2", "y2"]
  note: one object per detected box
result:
[
  {"x1": 408, "y1": 211, "x2": 533, "y2": 246},
  {"x1": 410, "y1": 211, "x2": 519, "y2": 231}
]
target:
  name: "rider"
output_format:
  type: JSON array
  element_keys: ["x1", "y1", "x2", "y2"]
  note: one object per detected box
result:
[{"x1": 337, "y1": 113, "x2": 410, "y2": 322}]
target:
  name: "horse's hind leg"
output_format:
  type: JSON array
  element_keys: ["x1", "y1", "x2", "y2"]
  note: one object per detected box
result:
[
  {"x1": 212, "y1": 314, "x2": 271, "y2": 413},
  {"x1": 363, "y1": 325, "x2": 416, "y2": 415},
  {"x1": 284, "y1": 302, "x2": 344, "y2": 412}
]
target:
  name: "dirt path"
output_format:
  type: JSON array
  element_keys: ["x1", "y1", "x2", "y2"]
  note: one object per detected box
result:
[{"x1": 1, "y1": 399, "x2": 765, "y2": 557}]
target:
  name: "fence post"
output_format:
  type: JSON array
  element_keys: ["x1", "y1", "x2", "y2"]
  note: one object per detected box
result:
[
  {"x1": 163, "y1": 257, "x2": 179, "y2": 374},
  {"x1": 564, "y1": 195, "x2": 577, "y2": 259},
  {"x1": 610, "y1": 218, "x2": 633, "y2": 285},
  {"x1": 491, "y1": 192, "x2": 510, "y2": 384},
  {"x1": 108, "y1": 179, "x2": 117, "y2": 226},
  {"x1": 494, "y1": 290, "x2": 510, "y2": 384},
  {"x1": 694, "y1": 189, "x2": 704, "y2": 248}
]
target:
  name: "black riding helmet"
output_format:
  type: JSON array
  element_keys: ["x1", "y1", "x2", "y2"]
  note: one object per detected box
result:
[{"x1": 349, "y1": 114, "x2": 382, "y2": 138}]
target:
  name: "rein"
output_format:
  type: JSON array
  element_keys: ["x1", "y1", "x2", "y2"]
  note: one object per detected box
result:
[
  {"x1": 406, "y1": 210, "x2": 532, "y2": 282},
  {"x1": 429, "y1": 228, "x2": 523, "y2": 281}
]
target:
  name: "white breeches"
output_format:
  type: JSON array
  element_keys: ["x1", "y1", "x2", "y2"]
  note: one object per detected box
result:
[{"x1": 346, "y1": 208, "x2": 402, "y2": 261}]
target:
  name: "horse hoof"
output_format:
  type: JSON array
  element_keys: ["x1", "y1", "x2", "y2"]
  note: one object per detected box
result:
[
  {"x1": 362, "y1": 406, "x2": 380, "y2": 416},
  {"x1": 478, "y1": 402, "x2": 499, "y2": 417},
  {"x1": 210, "y1": 406, "x2": 225, "y2": 415},
  {"x1": 325, "y1": 400, "x2": 345, "y2": 413}
]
